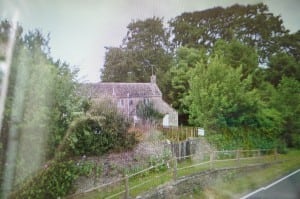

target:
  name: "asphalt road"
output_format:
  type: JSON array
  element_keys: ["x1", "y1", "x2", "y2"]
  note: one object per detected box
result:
[{"x1": 242, "y1": 169, "x2": 300, "y2": 199}]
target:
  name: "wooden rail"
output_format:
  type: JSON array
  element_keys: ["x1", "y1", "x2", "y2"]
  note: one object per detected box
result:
[
  {"x1": 68, "y1": 148, "x2": 278, "y2": 199},
  {"x1": 157, "y1": 126, "x2": 199, "y2": 141}
]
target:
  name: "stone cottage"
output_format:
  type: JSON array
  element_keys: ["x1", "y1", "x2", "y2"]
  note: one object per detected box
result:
[{"x1": 81, "y1": 75, "x2": 178, "y2": 127}]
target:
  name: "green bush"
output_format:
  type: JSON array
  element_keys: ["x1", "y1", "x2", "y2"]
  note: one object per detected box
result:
[
  {"x1": 206, "y1": 128, "x2": 279, "y2": 150},
  {"x1": 9, "y1": 160, "x2": 78, "y2": 199},
  {"x1": 9, "y1": 158, "x2": 103, "y2": 199},
  {"x1": 291, "y1": 133, "x2": 300, "y2": 149},
  {"x1": 62, "y1": 115, "x2": 136, "y2": 156},
  {"x1": 61, "y1": 100, "x2": 138, "y2": 156},
  {"x1": 136, "y1": 101, "x2": 163, "y2": 124}
]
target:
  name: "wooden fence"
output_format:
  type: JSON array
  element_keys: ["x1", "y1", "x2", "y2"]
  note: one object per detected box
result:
[
  {"x1": 157, "y1": 126, "x2": 199, "y2": 141},
  {"x1": 68, "y1": 148, "x2": 278, "y2": 199}
]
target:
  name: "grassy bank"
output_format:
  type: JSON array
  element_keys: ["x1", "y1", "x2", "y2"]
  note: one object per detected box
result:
[
  {"x1": 69, "y1": 149, "x2": 285, "y2": 199},
  {"x1": 185, "y1": 149, "x2": 300, "y2": 199}
]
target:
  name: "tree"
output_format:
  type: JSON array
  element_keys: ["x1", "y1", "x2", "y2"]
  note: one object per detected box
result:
[
  {"x1": 185, "y1": 54, "x2": 259, "y2": 131},
  {"x1": 169, "y1": 3, "x2": 288, "y2": 62},
  {"x1": 0, "y1": 22, "x2": 80, "y2": 193},
  {"x1": 271, "y1": 77, "x2": 300, "y2": 147},
  {"x1": 265, "y1": 52, "x2": 300, "y2": 86},
  {"x1": 168, "y1": 47, "x2": 206, "y2": 124},
  {"x1": 101, "y1": 17, "x2": 173, "y2": 101},
  {"x1": 101, "y1": 47, "x2": 136, "y2": 82},
  {"x1": 170, "y1": 40, "x2": 259, "y2": 124},
  {"x1": 212, "y1": 40, "x2": 258, "y2": 79},
  {"x1": 278, "y1": 30, "x2": 300, "y2": 62},
  {"x1": 185, "y1": 51, "x2": 283, "y2": 136}
]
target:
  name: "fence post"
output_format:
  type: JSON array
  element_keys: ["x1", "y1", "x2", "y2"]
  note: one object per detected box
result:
[
  {"x1": 125, "y1": 175, "x2": 129, "y2": 199},
  {"x1": 274, "y1": 148, "x2": 277, "y2": 161},
  {"x1": 93, "y1": 162, "x2": 97, "y2": 186},
  {"x1": 173, "y1": 157, "x2": 177, "y2": 182},
  {"x1": 210, "y1": 151, "x2": 214, "y2": 170},
  {"x1": 185, "y1": 128, "x2": 187, "y2": 140},
  {"x1": 257, "y1": 149, "x2": 261, "y2": 163},
  {"x1": 236, "y1": 149, "x2": 240, "y2": 166}
]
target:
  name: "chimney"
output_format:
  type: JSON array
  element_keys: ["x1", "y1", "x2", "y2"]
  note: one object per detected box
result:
[{"x1": 150, "y1": 75, "x2": 156, "y2": 84}]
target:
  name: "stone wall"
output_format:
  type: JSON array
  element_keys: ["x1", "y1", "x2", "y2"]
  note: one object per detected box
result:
[
  {"x1": 136, "y1": 163, "x2": 275, "y2": 199},
  {"x1": 167, "y1": 138, "x2": 213, "y2": 159}
]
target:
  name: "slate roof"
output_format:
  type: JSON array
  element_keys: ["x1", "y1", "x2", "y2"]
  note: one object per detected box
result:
[{"x1": 81, "y1": 82, "x2": 162, "y2": 98}]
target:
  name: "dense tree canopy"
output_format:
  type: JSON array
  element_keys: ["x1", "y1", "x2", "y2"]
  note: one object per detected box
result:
[
  {"x1": 265, "y1": 52, "x2": 300, "y2": 86},
  {"x1": 271, "y1": 77, "x2": 300, "y2": 147},
  {"x1": 101, "y1": 17, "x2": 173, "y2": 101},
  {"x1": 170, "y1": 40, "x2": 259, "y2": 124},
  {"x1": 169, "y1": 3, "x2": 288, "y2": 63},
  {"x1": 185, "y1": 54, "x2": 258, "y2": 130}
]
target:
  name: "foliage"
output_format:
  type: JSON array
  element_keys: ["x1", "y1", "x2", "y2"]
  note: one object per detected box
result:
[
  {"x1": 183, "y1": 46, "x2": 286, "y2": 141},
  {"x1": 148, "y1": 149, "x2": 171, "y2": 172},
  {"x1": 127, "y1": 127, "x2": 144, "y2": 142},
  {"x1": 9, "y1": 156, "x2": 103, "y2": 199},
  {"x1": 0, "y1": 21, "x2": 81, "y2": 193},
  {"x1": 291, "y1": 134, "x2": 300, "y2": 149},
  {"x1": 212, "y1": 40, "x2": 258, "y2": 79},
  {"x1": 136, "y1": 100, "x2": 163, "y2": 125},
  {"x1": 206, "y1": 129, "x2": 279, "y2": 150},
  {"x1": 169, "y1": 47, "x2": 206, "y2": 123},
  {"x1": 265, "y1": 52, "x2": 300, "y2": 86},
  {"x1": 76, "y1": 160, "x2": 102, "y2": 177},
  {"x1": 169, "y1": 3, "x2": 288, "y2": 62},
  {"x1": 169, "y1": 40, "x2": 260, "y2": 125},
  {"x1": 61, "y1": 101, "x2": 137, "y2": 156},
  {"x1": 271, "y1": 77, "x2": 300, "y2": 147},
  {"x1": 101, "y1": 17, "x2": 173, "y2": 102},
  {"x1": 9, "y1": 160, "x2": 78, "y2": 199},
  {"x1": 185, "y1": 53, "x2": 258, "y2": 130},
  {"x1": 278, "y1": 30, "x2": 300, "y2": 62}
]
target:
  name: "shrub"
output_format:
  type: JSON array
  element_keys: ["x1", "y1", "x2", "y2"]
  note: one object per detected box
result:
[
  {"x1": 206, "y1": 128, "x2": 280, "y2": 150},
  {"x1": 136, "y1": 101, "x2": 163, "y2": 125},
  {"x1": 9, "y1": 160, "x2": 78, "y2": 199},
  {"x1": 291, "y1": 133, "x2": 300, "y2": 149},
  {"x1": 60, "y1": 100, "x2": 138, "y2": 156},
  {"x1": 9, "y1": 158, "x2": 103, "y2": 199},
  {"x1": 128, "y1": 127, "x2": 144, "y2": 142}
]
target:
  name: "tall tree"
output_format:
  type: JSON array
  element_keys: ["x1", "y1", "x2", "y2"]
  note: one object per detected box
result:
[
  {"x1": 185, "y1": 54, "x2": 258, "y2": 130},
  {"x1": 278, "y1": 30, "x2": 300, "y2": 62},
  {"x1": 212, "y1": 40, "x2": 258, "y2": 78},
  {"x1": 184, "y1": 52, "x2": 282, "y2": 136},
  {"x1": 271, "y1": 77, "x2": 300, "y2": 147},
  {"x1": 0, "y1": 22, "x2": 80, "y2": 193},
  {"x1": 101, "y1": 17, "x2": 173, "y2": 101},
  {"x1": 169, "y1": 47, "x2": 207, "y2": 124},
  {"x1": 265, "y1": 52, "x2": 300, "y2": 86},
  {"x1": 169, "y1": 3, "x2": 288, "y2": 62},
  {"x1": 170, "y1": 40, "x2": 259, "y2": 124}
]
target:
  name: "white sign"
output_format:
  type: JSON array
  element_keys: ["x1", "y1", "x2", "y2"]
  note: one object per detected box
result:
[{"x1": 197, "y1": 128, "x2": 205, "y2": 136}]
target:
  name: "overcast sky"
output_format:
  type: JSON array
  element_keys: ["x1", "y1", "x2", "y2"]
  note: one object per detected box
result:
[{"x1": 1, "y1": 0, "x2": 299, "y2": 82}]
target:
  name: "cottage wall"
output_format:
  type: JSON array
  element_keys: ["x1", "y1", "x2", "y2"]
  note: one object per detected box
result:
[
  {"x1": 168, "y1": 111, "x2": 178, "y2": 127},
  {"x1": 115, "y1": 96, "x2": 161, "y2": 117},
  {"x1": 81, "y1": 80, "x2": 178, "y2": 127}
]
